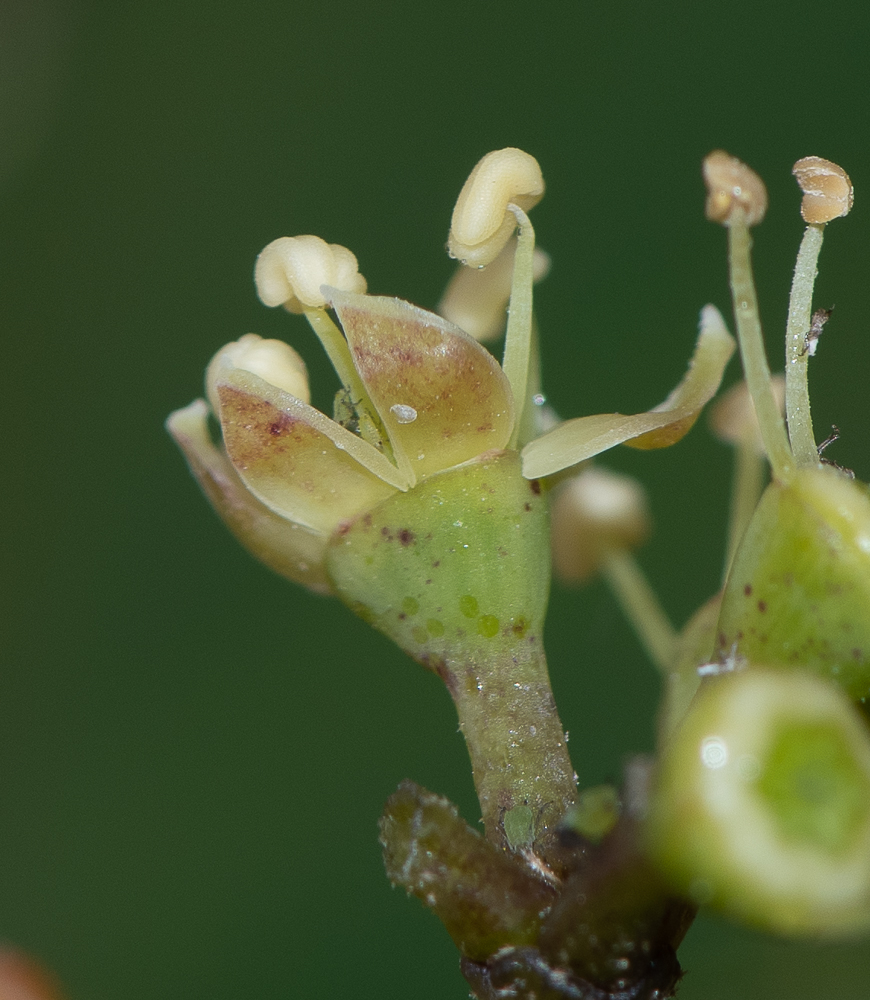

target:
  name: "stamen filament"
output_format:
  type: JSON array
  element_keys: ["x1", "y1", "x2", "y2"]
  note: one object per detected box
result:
[
  {"x1": 727, "y1": 214, "x2": 793, "y2": 482},
  {"x1": 304, "y1": 306, "x2": 398, "y2": 468},
  {"x1": 785, "y1": 224, "x2": 826, "y2": 466},
  {"x1": 303, "y1": 306, "x2": 368, "y2": 401},
  {"x1": 723, "y1": 438, "x2": 765, "y2": 582},
  {"x1": 515, "y1": 318, "x2": 543, "y2": 447},
  {"x1": 601, "y1": 549, "x2": 677, "y2": 673},
  {"x1": 502, "y1": 204, "x2": 535, "y2": 449}
]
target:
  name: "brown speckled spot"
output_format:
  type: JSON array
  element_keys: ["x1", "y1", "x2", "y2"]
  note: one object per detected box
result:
[
  {"x1": 512, "y1": 618, "x2": 529, "y2": 638},
  {"x1": 529, "y1": 479, "x2": 541, "y2": 495},
  {"x1": 757, "y1": 600, "x2": 767, "y2": 613},
  {"x1": 744, "y1": 584, "x2": 752, "y2": 596},
  {"x1": 399, "y1": 529, "x2": 415, "y2": 546},
  {"x1": 426, "y1": 656, "x2": 456, "y2": 696}
]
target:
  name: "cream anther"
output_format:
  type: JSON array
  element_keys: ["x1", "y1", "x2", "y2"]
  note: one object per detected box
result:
[
  {"x1": 792, "y1": 156, "x2": 854, "y2": 224},
  {"x1": 206, "y1": 334, "x2": 310, "y2": 413},
  {"x1": 255, "y1": 235, "x2": 366, "y2": 312},
  {"x1": 448, "y1": 148, "x2": 544, "y2": 268},
  {"x1": 703, "y1": 151, "x2": 768, "y2": 227}
]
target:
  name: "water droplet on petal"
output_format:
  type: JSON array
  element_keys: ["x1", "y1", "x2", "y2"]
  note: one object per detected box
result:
[
  {"x1": 701, "y1": 736, "x2": 728, "y2": 769},
  {"x1": 390, "y1": 403, "x2": 418, "y2": 424}
]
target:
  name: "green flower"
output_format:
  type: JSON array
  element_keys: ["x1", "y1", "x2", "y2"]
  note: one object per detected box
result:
[
  {"x1": 167, "y1": 149, "x2": 734, "y2": 601},
  {"x1": 647, "y1": 667, "x2": 870, "y2": 936}
]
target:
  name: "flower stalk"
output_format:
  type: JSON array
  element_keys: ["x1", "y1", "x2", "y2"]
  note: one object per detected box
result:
[{"x1": 326, "y1": 449, "x2": 576, "y2": 858}]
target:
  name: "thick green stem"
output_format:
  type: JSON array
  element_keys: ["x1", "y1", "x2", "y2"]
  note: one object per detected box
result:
[
  {"x1": 438, "y1": 635, "x2": 575, "y2": 854},
  {"x1": 325, "y1": 450, "x2": 577, "y2": 859}
]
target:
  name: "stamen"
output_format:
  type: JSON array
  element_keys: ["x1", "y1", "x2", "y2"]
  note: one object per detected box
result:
[
  {"x1": 726, "y1": 213, "x2": 793, "y2": 482},
  {"x1": 303, "y1": 306, "x2": 368, "y2": 400},
  {"x1": 304, "y1": 305, "x2": 393, "y2": 463},
  {"x1": 710, "y1": 376, "x2": 785, "y2": 580},
  {"x1": 724, "y1": 438, "x2": 765, "y2": 580},
  {"x1": 784, "y1": 224, "x2": 826, "y2": 466},
  {"x1": 785, "y1": 156, "x2": 853, "y2": 467},
  {"x1": 501, "y1": 204, "x2": 536, "y2": 449},
  {"x1": 703, "y1": 152, "x2": 793, "y2": 482},
  {"x1": 515, "y1": 318, "x2": 544, "y2": 447}
]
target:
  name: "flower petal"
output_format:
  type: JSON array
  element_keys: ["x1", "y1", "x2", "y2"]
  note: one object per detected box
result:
[
  {"x1": 521, "y1": 305, "x2": 735, "y2": 479},
  {"x1": 212, "y1": 361, "x2": 406, "y2": 533},
  {"x1": 327, "y1": 288, "x2": 515, "y2": 485},
  {"x1": 166, "y1": 399, "x2": 332, "y2": 594}
]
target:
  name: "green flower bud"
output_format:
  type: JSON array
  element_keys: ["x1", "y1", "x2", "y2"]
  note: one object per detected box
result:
[
  {"x1": 718, "y1": 466, "x2": 870, "y2": 701},
  {"x1": 646, "y1": 668, "x2": 870, "y2": 937}
]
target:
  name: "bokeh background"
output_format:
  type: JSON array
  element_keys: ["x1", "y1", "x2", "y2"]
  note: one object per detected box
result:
[{"x1": 4, "y1": 1, "x2": 870, "y2": 997}]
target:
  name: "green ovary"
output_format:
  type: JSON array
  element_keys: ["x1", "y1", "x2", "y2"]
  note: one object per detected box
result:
[{"x1": 756, "y1": 721, "x2": 870, "y2": 855}]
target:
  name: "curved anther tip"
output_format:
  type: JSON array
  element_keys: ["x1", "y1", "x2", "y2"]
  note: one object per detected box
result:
[
  {"x1": 793, "y1": 156, "x2": 854, "y2": 224},
  {"x1": 254, "y1": 235, "x2": 366, "y2": 312},
  {"x1": 448, "y1": 148, "x2": 544, "y2": 268},
  {"x1": 703, "y1": 151, "x2": 768, "y2": 227}
]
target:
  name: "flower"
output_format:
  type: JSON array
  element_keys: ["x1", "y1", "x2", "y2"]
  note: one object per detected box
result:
[
  {"x1": 167, "y1": 149, "x2": 735, "y2": 598},
  {"x1": 646, "y1": 666, "x2": 870, "y2": 936},
  {"x1": 696, "y1": 152, "x2": 870, "y2": 703}
]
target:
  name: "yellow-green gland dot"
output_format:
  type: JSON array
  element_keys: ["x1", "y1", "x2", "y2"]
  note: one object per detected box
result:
[
  {"x1": 478, "y1": 615, "x2": 500, "y2": 638},
  {"x1": 646, "y1": 668, "x2": 870, "y2": 937},
  {"x1": 460, "y1": 595, "x2": 480, "y2": 618}
]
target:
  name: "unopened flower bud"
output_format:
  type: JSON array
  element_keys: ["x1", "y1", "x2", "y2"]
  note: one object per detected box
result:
[
  {"x1": 448, "y1": 148, "x2": 544, "y2": 268},
  {"x1": 703, "y1": 151, "x2": 768, "y2": 227},
  {"x1": 647, "y1": 668, "x2": 870, "y2": 937},
  {"x1": 710, "y1": 375, "x2": 785, "y2": 454},
  {"x1": 206, "y1": 333, "x2": 310, "y2": 413},
  {"x1": 254, "y1": 235, "x2": 366, "y2": 312},
  {"x1": 438, "y1": 237, "x2": 551, "y2": 341},
  {"x1": 792, "y1": 156, "x2": 854, "y2": 224},
  {"x1": 550, "y1": 467, "x2": 651, "y2": 584}
]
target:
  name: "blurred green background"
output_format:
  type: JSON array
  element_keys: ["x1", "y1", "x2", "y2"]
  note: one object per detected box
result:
[{"x1": 3, "y1": 0, "x2": 870, "y2": 997}]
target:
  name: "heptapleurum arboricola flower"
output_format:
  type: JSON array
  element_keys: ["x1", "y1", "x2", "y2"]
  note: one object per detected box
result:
[
  {"x1": 643, "y1": 151, "x2": 870, "y2": 942},
  {"x1": 168, "y1": 147, "x2": 870, "y2": 999}
]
